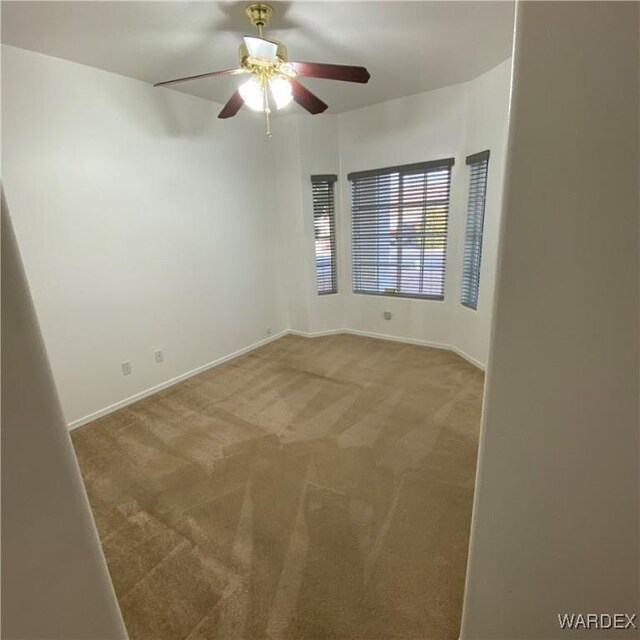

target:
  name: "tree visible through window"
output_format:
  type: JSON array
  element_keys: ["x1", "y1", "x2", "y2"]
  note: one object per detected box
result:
[{"x1": 349, "y1": 159, "x2": 454, "y2": 300}]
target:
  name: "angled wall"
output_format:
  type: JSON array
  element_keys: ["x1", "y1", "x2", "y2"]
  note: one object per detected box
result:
[
  {"x1": 272, "y1": 112, "x2": 345, "y2": 334},
  {"x1": 276, "y1": 59, "x2": 512, "y2": 368},
  {"x1": 461, "y1": 2, "x2": 639, "y2": 637},
  {"x1": 1, "y1": 195, "x2": 127, "y2": 639}
]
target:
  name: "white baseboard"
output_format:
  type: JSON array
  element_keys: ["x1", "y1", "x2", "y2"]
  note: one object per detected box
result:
[
  {"x1": 449, "y1": 345, "x2": 485, "y2": 371},
  {"x1": 67, "y1": 327, "x2": 484, "y2": 430},
  {"x1": 288, "y1": 328, "x2": 485, "y2": 371},
  {"x1": 288, "y1": 328, "x2": 344, "y2": 338},
  {"x1": 343, "y1": 328, "x2": 452, "y2": 351},
  {"x1": 67, "y1": 330, "x2": 289, "y2": 430},
  {"x1": 289, "y1": 327, "x2": 448, "y2": 350}
]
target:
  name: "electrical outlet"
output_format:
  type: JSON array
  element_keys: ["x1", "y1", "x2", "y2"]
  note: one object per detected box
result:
[
  {"x1": 383, "y1": 311, "x2": 392, "y2": 320},
  {"x1": 154, "y1": 350, "x2": 164, "y2": 363},
  {"x1": 121, "y1": 361, "x2": 132, "y2": 376}
]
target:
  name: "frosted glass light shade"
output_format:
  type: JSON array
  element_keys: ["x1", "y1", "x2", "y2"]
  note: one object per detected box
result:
[
  {"x1": 239, "y1": 77, "x2": 265, "y2": 111},
  {"x1": 270, "y1": 76, "x2": 293, "y2": 109},
  {"x1": 243, "y1": 37, "x2": 278, "y2": 62},
  {"x1": 239, "y1": 76, "x2": 293, "y2": 112}
]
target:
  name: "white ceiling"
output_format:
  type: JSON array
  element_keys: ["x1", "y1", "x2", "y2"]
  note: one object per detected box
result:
[{"x1": 1, "y1": 1, "x2": 515, "y2": 114}]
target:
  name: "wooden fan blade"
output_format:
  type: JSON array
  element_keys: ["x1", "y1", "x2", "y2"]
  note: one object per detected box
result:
[
  {"x1": 154, "y1": 68, "x2": 246, "y2": 87},
  {"x1": 290, "y1": 79, "x2": 328, "y2": 115},
  {"x1": 218, "y1": 90, "x2": 244, "y2": 119},
  {"x1": 290, "y1": 62, "x2": 370, "y2": 84}
]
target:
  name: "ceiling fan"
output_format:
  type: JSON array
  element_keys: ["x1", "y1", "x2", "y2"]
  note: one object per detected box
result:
[{"x1": 154, "y1": 3, "x2": 370, "y2": 135}]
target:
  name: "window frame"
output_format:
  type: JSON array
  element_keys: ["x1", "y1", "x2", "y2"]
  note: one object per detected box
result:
[
  {"x1": 311, "y1": 174, "x2": 338, "y2": 296},
  {"x1": 348, "y1": 158, "x2": 455, "y2": 301}
]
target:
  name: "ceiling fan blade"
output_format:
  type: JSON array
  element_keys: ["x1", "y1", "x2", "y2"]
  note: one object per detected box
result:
[
  {"x1": 154, "y1": 68, "x2": 246, "y2": 87},
  {"x1": 290, "y1": 79, "x2": 328, "y2": 115},
  {"x1": 290, "y1": 62, "x2": 370, "y2": 84},
  {"x1": 218, "y1": 90, "x2": 245, "y2": 119},
  {"x1": 243, "y1": 36, "x2": 278, "y2": 62}
]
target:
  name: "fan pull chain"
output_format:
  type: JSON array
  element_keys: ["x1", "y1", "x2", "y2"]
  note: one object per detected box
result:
[
  {"x1": 258, "y1": 8, "x2": 268, "y2": 138},
  {"x1": 256, "y1": 12, "x2": 270, "y2": 137},
  {"x1": 262, "y1": 75, "x2": 272, "y2": 137}
]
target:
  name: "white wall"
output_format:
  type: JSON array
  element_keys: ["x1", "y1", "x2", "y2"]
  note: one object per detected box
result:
[
  {"x1": 461, "y1": 2, "x2": 639, "y2": 638},
  {"x1": 337, "y1": 80, "x2": 469, "y2": 350},
  {"x1": 272, "y1": 113, "x2": 345, "y2": 334},
  {"x1": 2, "y1": 45, "x2": 286, "y2": 425},
  {"x1": 277, "y1": 59, "x2": 512, "y2": 367},
  {"x1": 2, "y1": 195, "x2": 127, "y2": 639},
  {"x1": 452, "y1": 61, "x2": 512, "y2": 365}
]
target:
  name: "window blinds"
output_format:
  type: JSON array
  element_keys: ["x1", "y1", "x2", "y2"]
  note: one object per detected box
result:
[
  {"x1": 348, "y1": 158, "x2": 454, "y2": 300},
  {"x1": 461, "y1": 151, "x2": 490, "y2": 310},
  {"x1": 311, "y1": 174, "x2": 338, "y2": 295}
]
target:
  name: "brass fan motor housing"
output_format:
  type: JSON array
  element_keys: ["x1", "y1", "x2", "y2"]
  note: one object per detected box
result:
[
  {"x1": 238, "y1": 40, "x2": 289, "y2": 70},
  {"x1": 239, "y1": 3, "x2": 290, "y2": 76},
  {"x1": 245, "y1": 3, "x2": 273, "y2": 28}
]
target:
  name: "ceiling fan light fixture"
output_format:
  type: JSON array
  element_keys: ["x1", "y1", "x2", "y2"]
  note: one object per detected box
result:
[
  {"x1": 242, "y1": 36, "x2": 279, "y2": 63},
  {"x1": 239, "y1": 75, "x2": 293, "y2": 113},
  {"x1": 154, "y1": 2, "x2": 370, "y2": 133},
  {"x1": 270, "y1": 76, "x2": 293, "y2": 109},
  {"x1": 239, "y1": 77, "x2": 265, "y2": 111}
]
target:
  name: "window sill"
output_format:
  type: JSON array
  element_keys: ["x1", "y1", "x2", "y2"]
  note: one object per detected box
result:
[{"x1": 352, "y1": 290, "x2": 445, "y2": 302}]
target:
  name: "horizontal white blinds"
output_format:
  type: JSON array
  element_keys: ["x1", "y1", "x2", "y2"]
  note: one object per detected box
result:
[
  {"x1": 461, "y1": 151, "x2": 490, "y2": 310},
  {"x1": 349, "y1": 159, "x2": 454, "y2": 300},
  {"x1": 311, "y1": 175, "x2": 338, "y2": 295}
]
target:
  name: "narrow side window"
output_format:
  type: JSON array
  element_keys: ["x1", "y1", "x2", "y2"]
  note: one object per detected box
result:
[
  {"x1": 461, "y1": 151, "x2": 490, "y2": 310},
  {"x1": 311, "y1": 174, "x2": 338, "y2": 295}
]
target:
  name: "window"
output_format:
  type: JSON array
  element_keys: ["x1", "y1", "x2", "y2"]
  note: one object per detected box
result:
[
  {"x1": 461, "y1": 151, "x2": 490, "y2": 310},
  {"x1": 349, "y1": 158, "x2": 454, "y2": 300},
  {"x1": 311, "y1": 174, "x2": 338, "y2": 295}
]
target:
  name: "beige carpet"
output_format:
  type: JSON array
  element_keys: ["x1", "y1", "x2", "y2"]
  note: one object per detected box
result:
[{"x1": 72, "y1": 334, "x2": 484, "y2": 640}]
